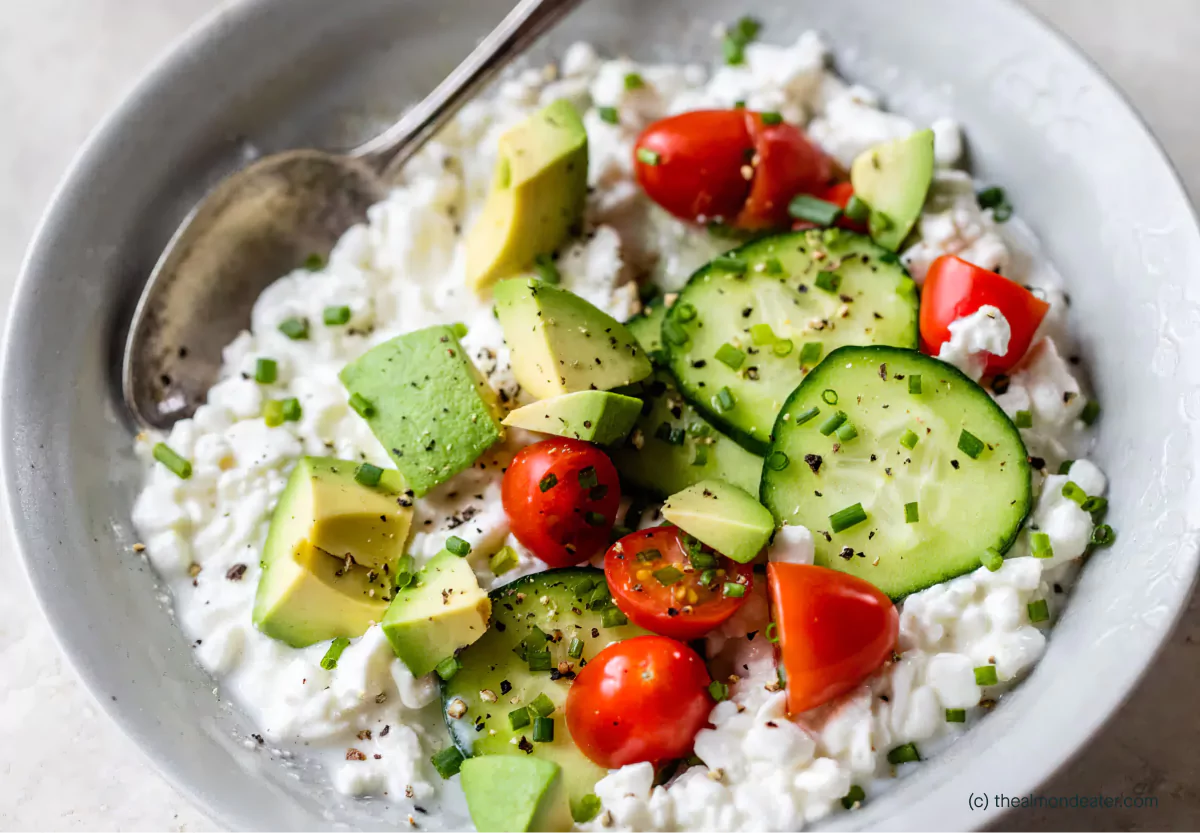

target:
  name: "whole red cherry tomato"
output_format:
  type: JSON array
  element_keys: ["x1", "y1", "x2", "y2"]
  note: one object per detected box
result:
[
  {"x1": 566, "y1": 635, "x2": 713, "y2": 768},
  {"x1": 768, "y1": 563, "x2": 899, "y2": 715},
  {"x1": 919, "y1": 254, "x2": 1050, "y2": 375},
  {"x1": 736, "y1": 111, "x2": 832, "y2": 229},
  {"x1": 501, "y1": 438, "x2": 620, "y2": 568},
  {"x1": 605, "y1": 525, "x2": 752, "y2": 641}
]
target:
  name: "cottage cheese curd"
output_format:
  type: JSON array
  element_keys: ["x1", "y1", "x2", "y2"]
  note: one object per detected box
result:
[{"x1": 133, "y1": 29, "x2": 1106, "y2": 832}]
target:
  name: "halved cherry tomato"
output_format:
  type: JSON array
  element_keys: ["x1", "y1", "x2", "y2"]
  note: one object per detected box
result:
[
  {"x1": 501, "y1": 438, "x2": 620, "y2": 568},
  {"x1": 566, "y1": 635, "x2": 713, "y2": 768},
  {"x1": 736, "y1": 112, "x2": 832, "y2": 229},
  {"x1": 768, "y1": 563, "x2": 899, "y2": 715},
  {"x1": 605, "y1": 525, "x2": 752, "y2": 641},
  {"x1": 919, "y1": 254, "x2": 1050, "y2": 375},
  {"x1": 633, "y1": 110, "x2": 753, "y2": 223}
]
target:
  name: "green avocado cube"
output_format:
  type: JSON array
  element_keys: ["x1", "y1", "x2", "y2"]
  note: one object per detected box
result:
[
  {"x1": 381, "y1": 549, "x2": 491, "y2": 677},
  {"x1": 502, "y1": 390, "x2": 642, "y2": 445},
  {"x1": 850, "y1": 129, "x2": 935, "y2": 251},
  {"x1": 661, "y1": 478, "x2": 775, "y2": 564},
  {"x1": 460, "y1": 755, "x2": 563, "y2": 832},
  {"x1": 339, "y1": 325, "x2": 504, "y2": 497}
]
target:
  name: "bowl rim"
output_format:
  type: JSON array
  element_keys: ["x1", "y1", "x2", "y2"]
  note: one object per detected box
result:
[{"x1": 3, "y1": 0, "x2": 1198, "y2": 830}]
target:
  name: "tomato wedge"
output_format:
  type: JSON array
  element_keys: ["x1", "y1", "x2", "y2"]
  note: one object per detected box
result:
[
  {"x1": 605, "y1": 525, "x2": 752, "y2": 641},
  {"x1": 737, "y1": 111, "x2": 832, "y2": 229},
  {"x1": 767, "y1": 563, "x2": 899, "y2": 715},
  {"x1": 919, "y1": 254, "x2": 1050, "y2": 375},
  {"x1": 566, "y1": 635, "x2": 713, "y2": 768}
]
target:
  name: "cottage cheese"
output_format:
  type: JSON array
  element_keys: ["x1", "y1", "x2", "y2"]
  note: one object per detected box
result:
[
  {"x1": 937, "y1": 305, "x2": 1012, "y2": 381},
  {"x1": 133, "y1": 30, "x2": 1105, "y2": 832}
]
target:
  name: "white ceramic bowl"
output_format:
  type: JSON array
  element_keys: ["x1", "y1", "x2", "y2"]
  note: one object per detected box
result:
[{"x1": 5, "y1": 0, "x2": 1199, "y2": 829}]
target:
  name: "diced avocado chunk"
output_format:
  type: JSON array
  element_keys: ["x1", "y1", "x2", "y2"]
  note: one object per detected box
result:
[
  {"x1": 253, "y1": 457, "x2": 411, "y2": 647},
  {"x1": 381, "y1": 549, "x2": 491, "y2": 677},
  {"x1": 339, "y1": 325, "x2": 504, "y2": 497},
  {"x1": 460, "y1": 756, "x2": 563, "y2": 833},
  {"x1": 661, "y1": 479, "x2": 774, "y2": 563},
  {"x1": 850, "y1": 129, "x2": 935, "y2": 251},
  {"x1": 466, "y1": 99, "x2": 588, "y2": 291},
  {"x1": 495, "y1": 278, "x2": 652, "y2": 398},
  {"x1": 502, "y1": 390, "x2": 642, "y2": 445}
]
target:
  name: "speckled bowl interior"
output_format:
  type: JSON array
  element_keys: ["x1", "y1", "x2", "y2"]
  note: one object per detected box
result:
[{"x1": 5, "y1": 0, "x2": 1199, "y2": 829}]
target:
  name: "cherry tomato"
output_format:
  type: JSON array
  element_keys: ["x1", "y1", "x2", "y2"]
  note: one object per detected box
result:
[
  {"x1": 767, "y1": 563, "x2": 899, "y2": 715},
  {"x1": 605, "y1": 526, "x2": 752, "y2": 641},
  {"x1": 633, "y1": 110, "x2": 753, "y2": 223},
  {"x1": 501, "y1": 438, "x2": 620, "y2": 568},
  {"x1": 566, "y1": 635, "x2": 713, "y2": 768},
  {"x1": 736, "y1": 112, "x2": 832, "y2": 229},
  {"x1": 919, "y1": 254, "x2": 1050, "y2": 375}
]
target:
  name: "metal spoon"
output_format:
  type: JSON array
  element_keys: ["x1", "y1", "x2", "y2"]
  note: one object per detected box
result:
[{"x1": 123, "y1": 0, "x2": 582, "y2": 430}]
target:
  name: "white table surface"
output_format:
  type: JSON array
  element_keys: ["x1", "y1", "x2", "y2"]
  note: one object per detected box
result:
[{"x1": 1, "y1": 1, "x2": 1197, "y2": 830}]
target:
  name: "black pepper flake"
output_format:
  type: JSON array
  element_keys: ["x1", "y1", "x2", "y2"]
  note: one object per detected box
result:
[
  {"x1": 1029, "y1": 456, "x2": 1046, "y2": 470},
  {"x1": 500, "y1": 680, "x2": 512, "y2": 695},
  {"x1": 251, "y1": 733, "x2": 264, "y2": 745},
  {"x1": 518, "y1": 737, "x2": 534, "y2": 754},
  {"x1": 839, "y1": 546, "x2": 854, "y2": 560},
  {"x1": 667, "y1": 607, "x2": 679, "y2": 617},
  {"x1": 992, "y1": 374, "x2": 1010, "y2": 395},
  {"x1": 951, "y1": 460, "x2": 960, "y2": 469},
  {"x1": 381, "y1": 725, "x2": 390, "y2": 736},
  {"x1": 225, "y1": 563, "x2": 247, "y2": 581},
  {"x1": 804, "y1": 453, "x2": 822, "y2": 473}
]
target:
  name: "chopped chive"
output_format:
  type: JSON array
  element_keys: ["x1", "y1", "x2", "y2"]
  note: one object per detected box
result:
[
  {"x1": 568, "y1": 638, "x2": 584, "y2": 659},
  {"x1": 254, "y1": 358, "x2": 278, "y2": 384},
  {"x1": 1091, "y1": 524, "x2": 1115, "y2": 547},
  {"x1": 601, "y1": 606, "x2": 629, "y2": 628},
  {"x1": 766, "y1": 451, "x2": 789, "y2": 471},
  {"x1": 323, "y1": 305, "x2": 352, "y2": 326},
  {"x1": 981, "y1": 547, "x2": 1004, "y2": 571},
  {"x1": 489, "y1": 545, "x2": 519, "y2": 575},
  {"x1": 636, "y1": 147, "x2": 661, "y2": 166},
  {"x1": 749, "y1": 323, "x2": 776, "y2": 345},
  {"x1": 908, "y1": 374, "x2": 922, "y2": 395},
  {"x1": 708, "y1": 680, "x2": 729, "y2": 701},
  {"x1": 1058, "y1": 460, "x2": 1075, "y2": 475},
  {"x1": 976, "y1": 186, "x2": 1007, "y2": 210},
  {"x1": 715, "y1": 343, "x2": 746, "y2": 370},
  {"x1": 818, "y1": 410, "x2": 846, "y2": 436},
  {"x1": 1081, "y1": 496, "x2": 1107, "y2": 517},
  {"x1": 434, "y1": 656, "x2": 461, "y2": 681},
  {"x1": 1014, "y1": 409, "x2": 1033, "y2": 428},
  {"x1": 636, "y1": 549, "x2": 662, "y2": 563},
  {"x1": 829, "y1": 502, "x2": 867, "y2": 533},
  {"x1": 354, "y1": 462, "x2": 384, "y2": 487},
  {"x1": 698, "y1": 569, "x2": 716, "y2": 587},
  {"x1": 1027, "y1": 599, "x2": 1050, "y2": 623},
  {"x1": 152, "y1": 443, "x2": 192, "y2": 479},
  {"x1": 533, "y1": 254, "x2": 560, "y2": 284},
  {"x1": 303, "y1": 252, "x2": 325, "y2": 271},
  {"x1": 692, "y1": 444, "x2": 710, "y2": 466},
  {"x1": 585, "y1": 511, "x2": 607, "y2": 527},
  {"x1": 528, "y1": 693, "x2": 555, "y2": 717},
  {"x1": 574, "y1": 577, "x2": 596, "y2": 595},
  {"x1": 841, "y1": 784, "x2": 867, "y2": 810},
  {"x1": 772, "y1": 338, "x2": 794, "y2": 357},
  {"x1": 527, "y1": 648, "x2": 552, "y2": 672},
  {"x1": 509, "y1": 707, "x2": 531, "y2": 730},
  {"x1": 957, "y1": 429, "x2": 985, "y2": 459},
  {"x1": 712, "y1": 255, "x2": 748, "y2": 274},
  {"x1": 597, "y1": 105, "x2": 619, "y2": 124},
  {"x1": 814, "y1": 270, "x2": 841, "y2": 293},
  {"x1": 899, "y1": 429, "x2": 919, "y2": 449},
  {"x1": 662, "y1": 319, "x2": 689, "y2": 346},
  {"x1": 788, "y1": 195, "x2": 842, "y2": 226},
  {"x1": 761, "y1": 256, "x2": 783, "y2": 275},
  {"x1": 764, "y1": 622, "x2": 779, "y2": 643},
  {"x1": 653, "y1": 566, "x2": 684, "y2": 586},
  {"x1": 723, "y1": 36, "x2": 746, "y2": 66},
  {"x1": 1031, "y1": 532, "x2": 1054, "y2": 559},
  {"x1": 1081, "y1": 400, "x2": 1100, "y2": 426},
  {"x1": 844, "y1": 195, "x2": 870, "y2": 223},
  {"x1": 623, "y1": 72, "x2": 645, "y2": 90},
  {"x1": 794, "y1": 405, "x2": 820, "y2": 425},
  {"x1": 993, "y1": 203, "x2": 1013, "y2": 222},
  {"x1": 539, "y1": 473, "x2": 557, "y2": 492},
  {"x1": 277, "y1": 316, "x2": 309, "y2": 340},
  {"x1": 532, "y1": 716, "x2": 554, "y2": 743},
  {"x1": 1061, "y1": 481, "x2": 1087, "y2": 505},
  {"x1": 676, "y1": 303, "x2": 697, "y2": 323},
  {"x1": 280, "y1": 397, "x2": 302, "y2": 422},
  {"x1": 263, "y1": 400, "x2": 285, "y2": 427},
  {"x1": 319, "y1": 636, "x2": 350, "y2": 670},
  {"x1": 799, "y1": 341, "x2": 822, "y2": 366},
  {"x1": 714, "y1": 386, "x2": 736, "y2": 411},
  {"x1": 451, "y1": 321, "x2": 468, "y2": 340},
  {"x1": 974, "y1": 665, "x2": 999, "y2": 686},
  {"x1": 572, "y1": 795, "x2": 602, "y2": 824},
  {"x1": 945, "y1": 708, "x2": 967, "y2": 724},
  {"x1": 904, "y1": 502, "x2": 919, "y2": 523},
  {"x1": 836, "y1": 422, "x2": 858, "y2": 442},
  {"x1": 348, "y1": 392, "x2": 375, "y2": 418},
  {"x1": 431, "y1": 747, "x2": 465, "y2": 779},
  {"x1": 887, "y1": 743, "x2": 920, "y2": 765},
  {"x1": 446, "y1": 536, "x2": 471, "y2": 557},
  {"x1": 577, "y1": 466, "x2": 599, "y2": 489},
  {"x1": 689, "y1": 550, "x2": 718, "y2": 569},
  {"x1": 760, "y1": 111, "x2": 783, "y2": 125},
  {"x1": 821, "y1": 389, "x2": 839, "y2": 405},
  {"x1": 722, "y1": 582, "x2": 746, "y2": 598}
]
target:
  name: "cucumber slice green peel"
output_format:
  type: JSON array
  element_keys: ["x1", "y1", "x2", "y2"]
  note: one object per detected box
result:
[
  {"x1": 760, "y1": 346, "x2": 1031, "y2": 599},
  {"x1": 663, "y1": 229, "x2": 918, "y2": 455}
]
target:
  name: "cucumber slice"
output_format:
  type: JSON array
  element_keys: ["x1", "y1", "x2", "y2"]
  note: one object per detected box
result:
[
  {"x1": 442, "y1": 569, "x2": 647, "y2": 823},
  {"x1": 611, "y1": 372, "x2": 763, "y2": 498},
  {"x1": 761, "y1": 347, "x2": 1031, "y2": 598},
  {"x1": 625, "y1": 297, "x2": 666, "y2": 359},
  {"x1": 664, "y1": 229, "x2": 918, "y2": 454}
]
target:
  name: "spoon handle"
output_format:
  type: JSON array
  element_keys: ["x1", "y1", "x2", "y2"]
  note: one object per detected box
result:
[{"x1": 352, "y1": 0, "x2": 585, "y2": 176}]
